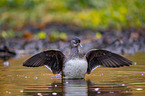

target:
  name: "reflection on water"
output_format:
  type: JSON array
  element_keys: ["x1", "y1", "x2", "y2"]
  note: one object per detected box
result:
[
  {"x1": 0, "y1": 52, "x2": 145, "y2": 96},
  {"x1": 63, "y1": 79, "x2": 87, "y2": 96},
  {"x1": 23, "y1": 79, "x2": 132, "y2": 96}
]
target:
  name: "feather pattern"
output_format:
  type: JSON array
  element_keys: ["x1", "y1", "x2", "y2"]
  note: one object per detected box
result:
[
  {"x1": 23, "y1": 50, "x2": 65, "y2": 74},
  {"x1": 85, "y1": 49, "x2": 132, "y2": 74},
  {"x1": 22, "y1": 37, "x2": 132, "y2": 78}
]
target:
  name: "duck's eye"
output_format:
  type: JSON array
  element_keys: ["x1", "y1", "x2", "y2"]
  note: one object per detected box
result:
[
  {"x1": 73, "y1": 42, "x2": 77, "y2": 44},
  {"x1": 78, "y1": 40, "x2": 80, "y2": 43}
]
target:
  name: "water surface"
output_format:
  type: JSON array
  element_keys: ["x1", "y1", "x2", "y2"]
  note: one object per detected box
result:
[{"x1": 0, "y1": 53, "x2": 145, "y2": 96}]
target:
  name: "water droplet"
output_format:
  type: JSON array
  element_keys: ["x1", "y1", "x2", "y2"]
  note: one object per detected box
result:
[
  {"x1": 55, "y1": 85, "x2": 57, "y2": 87},
  {"x1": 136, "y1": 88, "x2": 143, "y2": 91},
  {"x1": 97, "y1": 91, "x2": 101, "y2": 94},
  {"x1": 4, "y1": 61, "x2": 9, "y2": 66},
  {"x1": 52, "y1": 92, "x2": 57, "y2": 95},
  {"x1": 34, "y1": 77, "x2": 38, "y2": 79},
  {"x1": 24, "y1": 76, "x2": 27, "y2": 78},
  {"x1": 20, "y1": 90, "x2": 23, "y2": 92},
  {"x1": 109, "y1": 91, "x2": 114, "y2": 93},
  {"x1": 122, "y1": 84, "x2": 125, "y2": 86},
  {"x1": 134, "y1": 62, "x2": 137, "y2": 65},
  {"x1": 141, "y1": 74, "x2": 144, "y2": 76},
  {"x1": 94, "y1": 88, "x2": 99, "y2": 91},
  {"x1": 37, "y1": 93, "x2": 42, "y2": 95}
]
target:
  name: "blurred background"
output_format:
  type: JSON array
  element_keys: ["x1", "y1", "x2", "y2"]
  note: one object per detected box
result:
[
  {"x1": 0, "y1": 1, "x2": 145, "y2": 96},
  {"x1": 0, "y1": 0, "x2": 145, "y2": 57},
  {"x1": 0, "y1": 0, "x2": 145, "y2": 30}
]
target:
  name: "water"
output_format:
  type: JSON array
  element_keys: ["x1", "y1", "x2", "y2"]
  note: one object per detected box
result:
[{"x1": 0, "y1": 52, "x2": 145, "y2": 96}]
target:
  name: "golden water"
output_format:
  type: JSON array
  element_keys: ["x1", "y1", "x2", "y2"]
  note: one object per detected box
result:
[{"x1": 0, "y1": 53, "x2": 145, "y2": 96}]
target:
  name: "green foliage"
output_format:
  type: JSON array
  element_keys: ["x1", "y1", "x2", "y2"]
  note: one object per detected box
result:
[
  {"x1": 1, "y1": 30, "x2": 15, "y2": 38},
  {"x1": 35, "y1": 31, "x2": 46, "y2": 39},
  {"x1": 65, "y1": 0, "x2": 109, "y2": 10},
  {"x1": 49, "y1": 31, "x2": 67, "y2": 42},
  {"x1": 0, "y1": 0, "x2": 144, "y2": 31},
  {"x1": 59, "y1": 32, "x2": 67, "y2": 41},
  {"x1": 0, "y1": 0, "x2": 40, "y2": 9},
  {"x1": 95, "y1": 32, "x2": 102, "y2": 40}
]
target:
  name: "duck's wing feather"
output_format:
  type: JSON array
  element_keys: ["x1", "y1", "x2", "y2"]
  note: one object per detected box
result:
[
  {"x1": 85, "y1": 49, "x2": 132, "y2": 74},
  {"x1": 23, "y1": 49, "x2": 65, "y2": 74}
]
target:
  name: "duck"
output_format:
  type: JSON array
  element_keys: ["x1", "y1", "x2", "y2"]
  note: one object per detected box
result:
[
  {"x1": 0, "y1": 39, "x2": 16, "y2": 61},
  {"x1": 23, "y1": 37, "x2": 132, "y2": 79}
]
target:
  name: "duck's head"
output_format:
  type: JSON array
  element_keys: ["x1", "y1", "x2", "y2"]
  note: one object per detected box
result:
[{"x1": 71, "y1": 37, "x2": 82, "y2": 48}]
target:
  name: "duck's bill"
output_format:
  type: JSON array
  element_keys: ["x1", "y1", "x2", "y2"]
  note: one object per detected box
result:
[{"x1": 78, "y1": 43, "x2": 82, "y2": 47}]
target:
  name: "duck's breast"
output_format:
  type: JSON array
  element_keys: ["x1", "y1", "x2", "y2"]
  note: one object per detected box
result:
[{"x1": 63, "y1": 58, "x2": 88, "y2": 78}]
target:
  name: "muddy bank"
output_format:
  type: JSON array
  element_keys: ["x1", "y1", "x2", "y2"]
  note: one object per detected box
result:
[{"x1": 1, "y1": 23, "x2": 145, "y2": 57}]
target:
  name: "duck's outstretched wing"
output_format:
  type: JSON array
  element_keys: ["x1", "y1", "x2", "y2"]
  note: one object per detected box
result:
[
  {"x1": 85, "y1": 49, "x2": 132, "y2": 74},
  {"x1": 23, "y1": 50, "x2": 65, "y2": 74}
]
